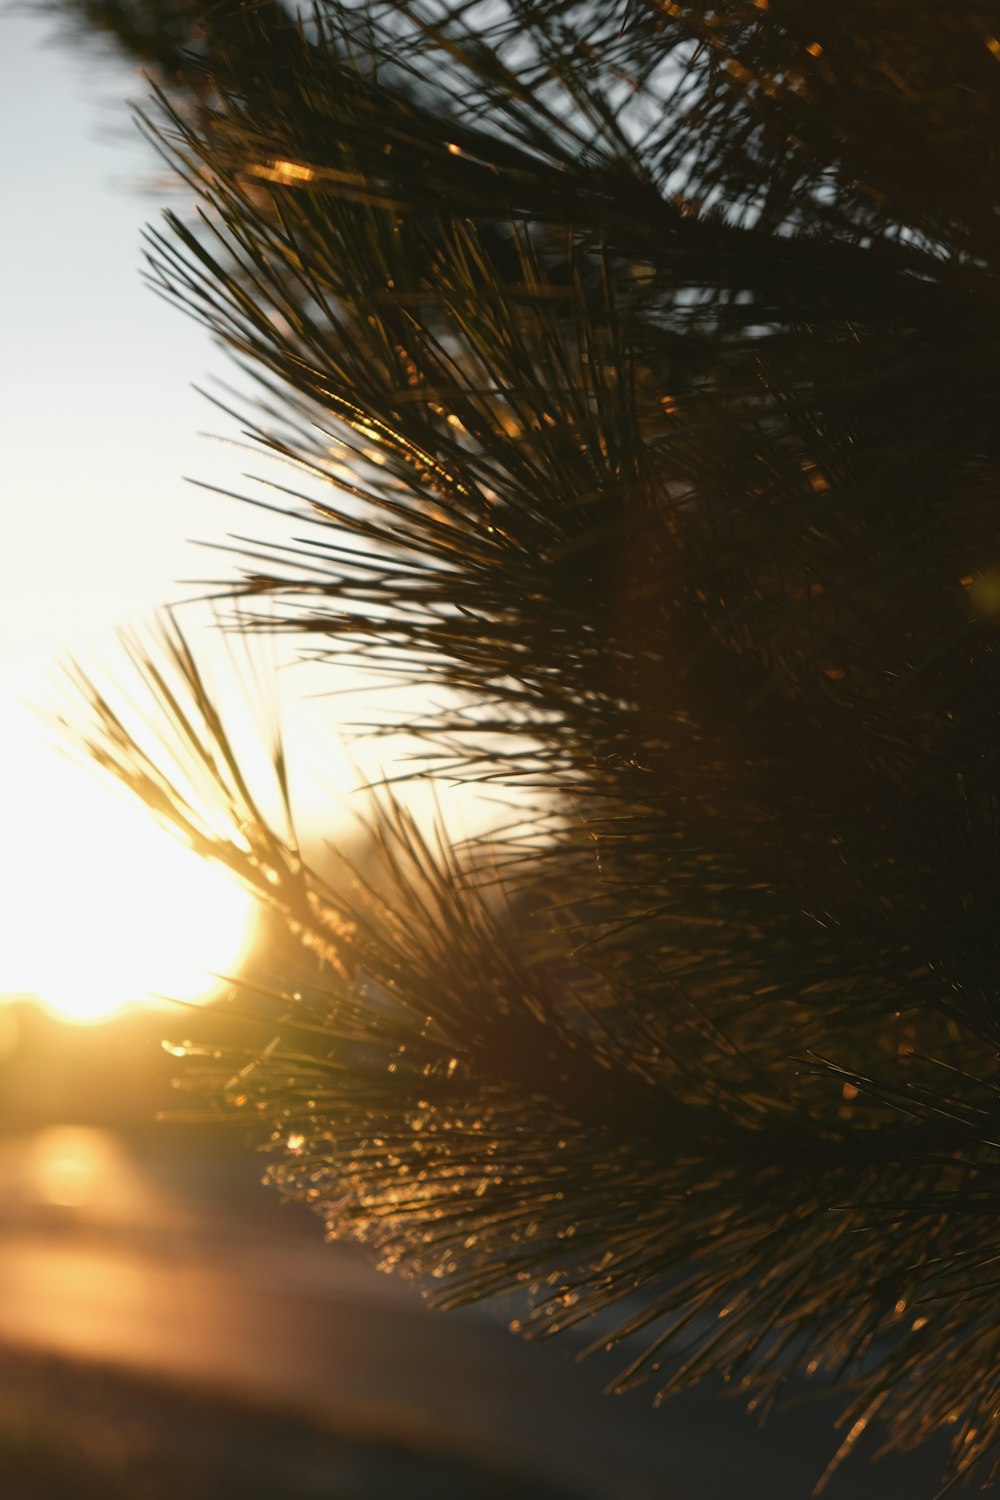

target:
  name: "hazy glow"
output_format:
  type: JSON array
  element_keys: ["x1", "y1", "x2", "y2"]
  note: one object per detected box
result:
[
  {"x1": 29, "y1": 1126, "x2": 126, "y2": 1209},
  {"x1": 0, "y1": 701, "x2": 256, "y2": 1025}
]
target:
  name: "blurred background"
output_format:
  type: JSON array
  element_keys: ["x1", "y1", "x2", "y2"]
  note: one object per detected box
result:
[{"x1": 0, "y1": 12, "x2": 961, "y2": 1498}]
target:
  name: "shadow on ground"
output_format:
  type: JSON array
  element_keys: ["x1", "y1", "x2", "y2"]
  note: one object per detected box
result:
[{"x1": 0, "y1": 1344, "x2": 586, "y2": 1500}]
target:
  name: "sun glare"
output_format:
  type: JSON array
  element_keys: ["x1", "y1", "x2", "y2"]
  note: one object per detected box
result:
[{"x1": 0, "y1": 704, "x2": 256, "y2": 1025}]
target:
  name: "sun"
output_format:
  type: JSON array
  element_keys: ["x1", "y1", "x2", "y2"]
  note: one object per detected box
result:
[{"x1": 0, "y1": 704, "x2": 257, "y2": 1025}]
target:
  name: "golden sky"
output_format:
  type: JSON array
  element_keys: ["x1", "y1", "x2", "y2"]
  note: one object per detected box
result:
[{"x1": 0, "y1": 18, "x2": 469, "y2": 1023}]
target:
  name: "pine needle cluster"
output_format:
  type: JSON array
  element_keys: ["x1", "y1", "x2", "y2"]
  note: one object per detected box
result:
[{"x1": 49, "y1": 1, "x2": 1000, "y2": 1486}]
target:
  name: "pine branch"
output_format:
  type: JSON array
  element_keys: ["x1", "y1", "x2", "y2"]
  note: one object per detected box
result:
[{"x1": 42, "y1": 0, "x2": 1000, "y2": 1487}]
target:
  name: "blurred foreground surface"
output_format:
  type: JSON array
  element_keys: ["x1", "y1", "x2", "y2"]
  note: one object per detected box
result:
[
  {"x1": 0, "y1": 1005, "x2": 955, "y2": 1498},
  {"x1": 0, "y1": 1344, "x2": 581, "y2": 1500}
]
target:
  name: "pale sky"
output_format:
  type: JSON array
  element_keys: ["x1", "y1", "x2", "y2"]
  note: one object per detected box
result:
[
  {"x1": 2, "y1": 18, "x2": 261, "y2": 668},
  {"x1": 0, "y1": 14, "x2": 485, "y2": 1021}
]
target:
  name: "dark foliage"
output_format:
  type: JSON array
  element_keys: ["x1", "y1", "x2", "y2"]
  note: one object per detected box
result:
[{"x1": 50, "y1": 1, "x2": 1000, "y2": 1488}]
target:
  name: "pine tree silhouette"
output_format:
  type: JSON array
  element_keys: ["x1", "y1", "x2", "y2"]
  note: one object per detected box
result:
[{"x1": 50, "y1": 1, "x2": 1000, "y2": 1487}]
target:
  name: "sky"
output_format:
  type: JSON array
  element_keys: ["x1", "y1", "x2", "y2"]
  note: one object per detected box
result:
[
  {"x1": 2, "y1": 16, "x2": 251, "y2": 679},
  {"x1": 0, "y1": 13, "x2": 482, "y2": 1022}
]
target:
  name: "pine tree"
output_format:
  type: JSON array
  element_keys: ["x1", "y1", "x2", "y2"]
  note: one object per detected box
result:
[{"x1": 48, "y1": 1, "x2": 1000, "y2": 1487}]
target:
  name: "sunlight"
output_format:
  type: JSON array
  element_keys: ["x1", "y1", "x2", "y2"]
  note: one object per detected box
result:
[
  {"x1": 0, "y1": 699, "x2": 256, "y2": 1025},
  {"x1": 26, "y1": 1126, "x2": 137, "y2": 1211}
]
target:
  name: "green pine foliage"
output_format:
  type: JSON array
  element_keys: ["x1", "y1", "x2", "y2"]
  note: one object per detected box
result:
[{"x1": 50, "y1": 1, "x2": 1000, "y2": 1487}]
